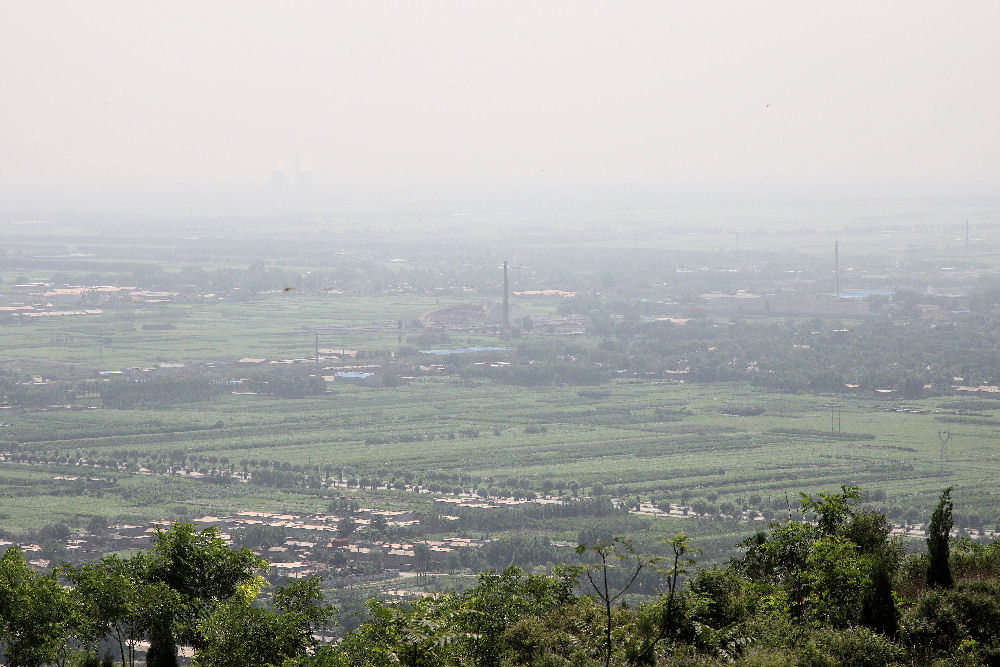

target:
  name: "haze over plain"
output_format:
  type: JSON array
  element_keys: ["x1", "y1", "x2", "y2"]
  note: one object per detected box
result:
[{"x1": 2, "y1": 1, "x2": 999, "y2": 209}]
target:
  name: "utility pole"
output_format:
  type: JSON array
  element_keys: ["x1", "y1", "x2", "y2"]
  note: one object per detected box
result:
[{"x1": 314, "y1": 331, "x2": 320, "y2": 377}]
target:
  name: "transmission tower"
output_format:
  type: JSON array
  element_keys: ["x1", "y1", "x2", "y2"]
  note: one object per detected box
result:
[{"x1": 938, "y1": 430, "x2": 951, "y2": 474}]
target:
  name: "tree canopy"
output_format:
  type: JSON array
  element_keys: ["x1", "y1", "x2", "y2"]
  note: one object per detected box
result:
[{"x1": 3, "y1": 491, "x2": 1000, "y2": 665}]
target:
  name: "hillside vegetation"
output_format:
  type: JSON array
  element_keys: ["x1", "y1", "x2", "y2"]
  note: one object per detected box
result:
[{"x1": 3, "y1": 486, "x2": 998, "y2": 666}]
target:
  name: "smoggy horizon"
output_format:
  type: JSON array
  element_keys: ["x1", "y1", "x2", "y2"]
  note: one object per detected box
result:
[{"x1": 3, "y1": 1, "x2": 999, "y2": 208}]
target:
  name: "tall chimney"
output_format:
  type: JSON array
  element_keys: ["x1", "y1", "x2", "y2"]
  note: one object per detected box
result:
[
  {"x1": 834, "y1": 241, "x2": 840, "y2": 298},
  {"x1": 503, "y1": 261, "x2": 509, "y2": 329}
]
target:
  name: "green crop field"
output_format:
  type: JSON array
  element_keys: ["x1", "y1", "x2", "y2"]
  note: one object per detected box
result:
[{"x1": 4, "y1": 375, "x2": 998, "y2": 537}]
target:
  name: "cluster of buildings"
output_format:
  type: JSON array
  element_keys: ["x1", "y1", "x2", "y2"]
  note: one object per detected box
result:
[
  {"x1": 2, "y1": 505, "x2": 489, "y2": 581},
  {"x1": 419, "y1": 301, "x2": 586, "y2": 335},
  {"x1": 432, "y1": 495, "x2": 565, "y2": 511},
  {"x1": 0, "y1": 283, "x2": 184, "y2": 319},
  {"x1": 692, "y1": 291, "x2": 874, "y2": 317},
  {"x1": 669, "y1": 289, "x2": 969, "y2": 321}
]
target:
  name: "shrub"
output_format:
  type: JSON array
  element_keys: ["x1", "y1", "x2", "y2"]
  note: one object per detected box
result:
[{"x1": 815, "y1": 626, "x2": 905, "y2": 667}]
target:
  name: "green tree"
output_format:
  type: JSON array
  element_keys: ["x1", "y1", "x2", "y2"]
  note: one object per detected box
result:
[
  {"x1": 367, "y1": 513, "x2": 389, "y2": 536},
  {"x1": 413, "y1": 542, "x2": 431, "y2": 578},
  {"x1": 142, "y1": 523, "x2": 267, "y2": 650},
  {"x1": 577, "y1": 538, "x2": 657, "y2": 667},
  {"x1": 799, "y1": 485, "x2": 862, "y2": 535},
  {"x1": 0, "y1": 546, "x2": 78, "y2": 667},
  {"x1": 330, "y1": 599, "x2": 409, "y2": 666},
  {"x1": 862, "y1": 545, "x2": 901, "y2": 637},
  {"x1": 231, "y1": 525, "x2": 286, "y2": 551},
  {"x1": 86, "y1": 515, "x2": 110, "y2": 538},
  {"x1": 193, "y1": 577, "x2": 334, "y2": 667},
  {"x1": 39, "y1": 539, "x2": 68, "y2": 565},
  {"x1": 331, "y1": 566, "x2": 576, "y2": 667},
  {"x1": 926, "y1": 487, "x2": 955, "y2": 589},
  {"x1": 739, "y1": 487, "x2": 900, "y2": 631},
  {"x1": 845, "y1": 509, "x2": 902, "y2": 636},
  {"x1": 453, "y1": 566, "x2": 575, "y2": 667},
  {"x1": 67, "y1": 554, "x2": 179, "y2": 667},
  {"x1": 336, "y1": 516, "x2": 356, "y2": 538},
  {"x1": 145, "y1": 619, "x2": 178, "y2": 667},
  {"x1": 737, "y1": 520, "x2": 817, "y2": 619},
  {"x1": 803, "y1": 535, "x2": 866, "y2": 628},
  {"x1": 273, "y1": 576, "x2": 336, "y2": 646},
  {"x1": 632, "y1": 532, "x2": 697, "y2": 665}
]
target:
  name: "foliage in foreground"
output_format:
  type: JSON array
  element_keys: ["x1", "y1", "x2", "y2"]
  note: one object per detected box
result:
[{"x1": 4, "y1": 487, "x2": 1000, "y2": 665}]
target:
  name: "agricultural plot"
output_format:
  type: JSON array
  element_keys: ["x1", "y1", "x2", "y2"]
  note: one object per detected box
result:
[
  {"x1": 0, "y1": 294, "x2": 463, "y2": 371},
  {"x1": 3, "y1": 377, "x2": 997, "y2": 538}
]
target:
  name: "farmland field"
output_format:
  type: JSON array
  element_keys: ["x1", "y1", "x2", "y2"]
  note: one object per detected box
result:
[
  {"x1": 4, "y1": 206, "x2": 1000, "y2": 577},
  {"x1": 4, "y1": 375, "x2": 999, "y2": 535}
]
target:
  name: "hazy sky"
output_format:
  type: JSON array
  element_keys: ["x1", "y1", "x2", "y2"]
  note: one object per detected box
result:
[{"x1": 3, "y1": 1, "x2": 998, "y2": 199}]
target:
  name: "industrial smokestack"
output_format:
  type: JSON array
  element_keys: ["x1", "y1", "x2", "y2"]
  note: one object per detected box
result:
[
  {"x1": 503, "y1": 261, "x2": 509, "y2": 329},
  {"x1": 834, "y1": 241, "x2": 840, "y2": 298}
]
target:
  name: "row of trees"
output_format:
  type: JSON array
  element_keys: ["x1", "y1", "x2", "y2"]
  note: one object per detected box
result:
[
  {"x1": 0, "y1": 364, "x2": 330, "y2": 412},
  {"x1": 622, "y1": 317, "x2": 1000, "y2": 395},
  {"x1": 5, "y1": 441, "x2": 608, "y2": 504},
  {"x1": 439, "y1": 316, "x2": 1000, "y2": 396}
]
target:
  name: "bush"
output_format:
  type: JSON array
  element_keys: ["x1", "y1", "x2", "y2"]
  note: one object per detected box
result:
[
  {"x1": 815, "y1": 627, "x2": 905, "y2": 667},
  {"x1": 951, "y1": 538, "x2": 1000, "y2": 580},
  {"x1": 71, "y1": 653, "x2": 101, "y2": 667},
  {"x1": 900, "y1": 590, "x2": 966, "y2": 654}
]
